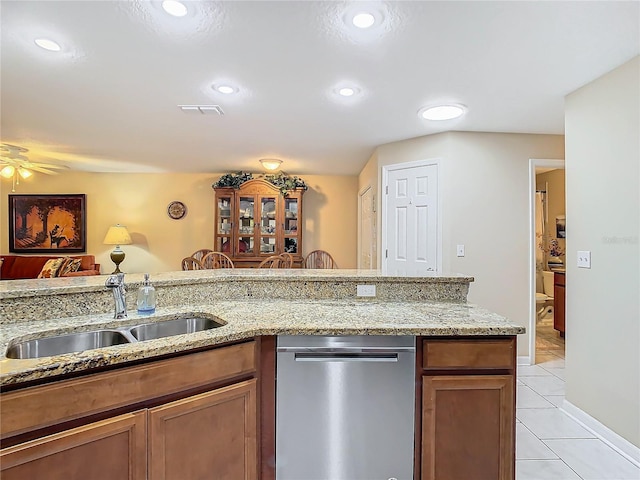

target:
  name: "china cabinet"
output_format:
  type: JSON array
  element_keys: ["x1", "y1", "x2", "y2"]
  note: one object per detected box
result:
[{"x1": 214, "y1": 179, "x2": 304, "y2": 268}]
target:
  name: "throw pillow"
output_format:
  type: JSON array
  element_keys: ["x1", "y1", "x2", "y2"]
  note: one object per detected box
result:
[
  {"x1": 59, "y1": 258, "x2": 82, "y2": 276},
  {"x1": 37, "y1": 258, "x2": 66, "y2": 278}
]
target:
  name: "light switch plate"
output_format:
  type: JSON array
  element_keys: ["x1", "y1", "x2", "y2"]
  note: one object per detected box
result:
[
  {"x1": 357, "y1": 284, "x2": 376, "y2": 297},
  {"x1": 456, "y1": 245, "x2": 465, "y2": 257},
  {"x1": 577, "y1": 250, "x2": 591, "y2": 268}
]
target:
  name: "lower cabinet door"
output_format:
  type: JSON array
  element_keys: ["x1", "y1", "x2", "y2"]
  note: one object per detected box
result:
[
  {"x1": 0, "y1": 411, "x2": 147, "y2": 480},
  {"x1": 148, "y1": 378, "x2": 257, "y2": 480},
  {"x1": 422, "y1": 375, "x2": 515, "y2": 480}
]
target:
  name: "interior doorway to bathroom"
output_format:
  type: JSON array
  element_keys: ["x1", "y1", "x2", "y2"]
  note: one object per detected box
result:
[{"x1": 529, "y1": 159, "x2": 565, "y2": 365}]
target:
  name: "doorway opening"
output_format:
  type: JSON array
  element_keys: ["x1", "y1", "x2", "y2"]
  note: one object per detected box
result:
[
  {"x1": 529, "y1": 159, "x2": 565, "y2": 365},
  {"x1": 358, "y1": 185, "x2": 375, "y2": 269}
]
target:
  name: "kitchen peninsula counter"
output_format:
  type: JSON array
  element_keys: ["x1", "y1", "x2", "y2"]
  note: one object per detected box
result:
[
  {"x1": 1, "y1": 270, "x2": 523, "y2": 480},
  {"x1": 0, "y1": 269, "x2": 524, "y2": 386}
]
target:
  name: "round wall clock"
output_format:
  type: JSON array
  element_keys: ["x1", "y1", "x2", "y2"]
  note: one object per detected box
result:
[{"x1": 167, "y1": 201, "x2": 187, "y2": 220}]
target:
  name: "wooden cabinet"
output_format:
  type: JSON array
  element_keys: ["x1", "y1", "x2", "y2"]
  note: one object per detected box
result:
[
  {"x1": 554, "y1": 272, "x2": 566, "y2": 337},
  {"x1": 149, "y1": 380, "x2": 257, "y2": 480},
  {"x1": 1, "y1": 411, "x2": 147, "y2": 480},
  {"x1": 1, "y1": 341, "x2": 259, "y2": 480},
  {"x1": 214, "y1": 179, "x2": 304, "y2": 268},
  {"x1": 418, "y1": 337, "x2": 516, "y2": 480}
]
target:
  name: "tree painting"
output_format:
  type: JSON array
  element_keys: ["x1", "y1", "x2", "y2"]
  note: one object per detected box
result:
[{"x1": 9, "y1": 194, "x2": 86, "y2": 253}]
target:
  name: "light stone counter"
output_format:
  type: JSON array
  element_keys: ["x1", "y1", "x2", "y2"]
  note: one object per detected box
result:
[{"x1": 0, "y1": 269, "x2": 524, "y2": 387}]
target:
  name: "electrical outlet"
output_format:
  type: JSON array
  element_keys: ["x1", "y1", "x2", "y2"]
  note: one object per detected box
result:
[
  {"x1": 456, "y1": 245, "x2": 465, "y2": 257},
  {"x1": 577, "y1": 250, "x2": 591, "y2": 268},
  {"x1": 357, "y1": 284, "x2": 376, "y2": 297}
]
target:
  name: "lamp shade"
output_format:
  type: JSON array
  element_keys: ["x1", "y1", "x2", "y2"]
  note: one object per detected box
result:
[{"x1": 103, "y1": 224, "x2": 132, "y2": 245}]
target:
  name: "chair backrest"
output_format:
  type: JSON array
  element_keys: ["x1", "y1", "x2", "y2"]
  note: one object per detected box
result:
[
  {"x1": 278, "y1": 252, "x2": 294, "y2": 268},
  {"x1": 181, "y1": 256, "x2": 203, "y2": 271},
  {"x1": 258, "y1": 253, "x2": 294, "y2": 269},
  {"x1": 258, "y1": 255, "x2": 282, "y2": 269},
  {"x1": 304, "y1": 250, "x2": 337, "y2": 269},
  {"x1": 191, "y1": 249, "x2": 213, "y2": 263},
  {"x1": 200, "y1": 251, "x2": 235, "y2": 269}
]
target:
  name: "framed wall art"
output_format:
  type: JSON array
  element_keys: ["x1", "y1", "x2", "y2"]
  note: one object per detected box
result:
[{"x1": 8, "y1": 194, "x2": 87, "y2": 253}]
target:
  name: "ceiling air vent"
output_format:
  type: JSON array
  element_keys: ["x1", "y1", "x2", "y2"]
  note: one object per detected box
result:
[{"x1": 178, "y1": 105, "x2": 225, "y2": 115}]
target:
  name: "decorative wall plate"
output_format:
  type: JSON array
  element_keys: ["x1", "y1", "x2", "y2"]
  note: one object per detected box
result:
[{"x1": 167, "y1": 201, "x2": 187, "y2": 220}]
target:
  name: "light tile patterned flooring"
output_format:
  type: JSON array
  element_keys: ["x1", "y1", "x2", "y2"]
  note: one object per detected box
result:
[{"x1": 515, "y1": 318, "x2": 640, "y2": 479}]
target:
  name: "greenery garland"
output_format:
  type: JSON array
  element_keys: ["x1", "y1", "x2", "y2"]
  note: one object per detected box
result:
[
  {"x1": 212, "y1": 171, "x2": 308, "y2": 196},
  {"x1": 212, "y1": 171, "x2": 253, "y2": 189}
]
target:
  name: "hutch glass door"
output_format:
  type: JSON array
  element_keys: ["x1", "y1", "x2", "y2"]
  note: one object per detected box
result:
[
  {"x1": 259, "y1": 196, "x2": 278, "y2": 255},
  {"x1": 283, "y1": 197, "x2": 298, "y2": 254},
  {"x1": 216, "y1": 195, "x2": 233, "y2": 253},
  {"x1": 238, "y1": 196, "x2": 255, "y2": 255}
]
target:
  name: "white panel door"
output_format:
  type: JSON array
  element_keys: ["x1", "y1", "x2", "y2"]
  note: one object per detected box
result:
[{"x1": 385, "y1": 163, "x2": 438, "y2": 275}]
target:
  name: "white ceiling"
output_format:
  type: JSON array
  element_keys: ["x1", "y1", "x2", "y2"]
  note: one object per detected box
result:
[{"x1": 1, "y1": 1, "x2": 638, "y2": 176}]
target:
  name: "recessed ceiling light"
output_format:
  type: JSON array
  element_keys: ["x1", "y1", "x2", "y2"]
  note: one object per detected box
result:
[
  {"x1": 214, "y1": 84, "x2": 236, "y2": 94},
  {"x1": 34, "y1": 38, "x2": 61, "y2": 52},
  {"x1": 162, "y1": 0, "x2": 188, "y2": 17},
  {"x1": 352, "y1": 12, "x2": 376, "y2": 29},
  {"x1": 338, "y1": 87, "x2": 355, "y2": 97},
  {"x1": 419, "y1": 104, "x2": 467, "y2": 121}
]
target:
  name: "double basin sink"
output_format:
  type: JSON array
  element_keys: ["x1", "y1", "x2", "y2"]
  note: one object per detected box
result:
[{"x1": 6, "y1": 316, "x2": 223, "y2": 360}]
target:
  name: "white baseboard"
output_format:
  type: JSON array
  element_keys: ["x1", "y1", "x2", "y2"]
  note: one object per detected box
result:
[
  {"x1": 517, "y1": 355, "x2": 531, "y2": 366},
  {"x1": 561, "y1": 399, "x2": 640, "y2": 467}
]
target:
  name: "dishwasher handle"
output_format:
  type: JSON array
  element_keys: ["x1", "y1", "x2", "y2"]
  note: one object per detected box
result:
[{"x1": 294, "y1": 352, "x2": 399, "y2": 363}]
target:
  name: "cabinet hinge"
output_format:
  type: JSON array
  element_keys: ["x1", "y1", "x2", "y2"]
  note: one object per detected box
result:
[
  {"x1": 385, "y1": 186, "x2": 388, "y2": 194},
  {"x1": 385, "y1": 249, "x2": 388, "y2": 259}
]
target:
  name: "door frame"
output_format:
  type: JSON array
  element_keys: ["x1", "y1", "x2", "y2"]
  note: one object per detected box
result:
[
  {"x1": 528, "y1": 158, "x2": 565, "y2": 365},
  {"x1": 357, "y1": 184, "x2": 375, "y2": 269},
  {"x1": 381, "y1": 158, "x2": 442, "y2": 274}
]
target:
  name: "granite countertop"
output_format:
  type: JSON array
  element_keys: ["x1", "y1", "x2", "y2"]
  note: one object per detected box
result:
[
  {"x1": 0, "y1": 299, "x2": 524, "y2": 386},
  {"x1": 0, "y1": 269, "x2": 473, "y2": 299}
]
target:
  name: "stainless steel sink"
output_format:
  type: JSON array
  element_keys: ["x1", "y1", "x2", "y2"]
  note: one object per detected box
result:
[
  {"x1": 130, "y1": 317, "x2": 223, "y2": 341},
  {"x1": 5, "y1": 315, "x2": 224, "y2": 359},
  {"x1": 5, "y1": 330, "x2": 131, "y2": 359}
]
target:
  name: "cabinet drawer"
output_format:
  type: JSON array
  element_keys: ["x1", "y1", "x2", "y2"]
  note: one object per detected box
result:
[
  {"x1": 554, "y1": 272, "x2": 565, "y2": 286},
  {"x1": 422, "y1": 338, "x2": 514, "y2": 371},
  {"x1": 1, "y1": 340, "x2": 256, "y2": 439}
]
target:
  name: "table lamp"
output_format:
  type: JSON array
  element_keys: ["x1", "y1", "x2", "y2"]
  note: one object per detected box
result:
[{"x1": 103, "y1": 224, "x2": 132, "y2": 274}]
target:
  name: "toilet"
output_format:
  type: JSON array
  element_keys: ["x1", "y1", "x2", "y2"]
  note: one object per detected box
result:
[{"x1": 536, "y1": 271, "x2": 555, "y2": 320}]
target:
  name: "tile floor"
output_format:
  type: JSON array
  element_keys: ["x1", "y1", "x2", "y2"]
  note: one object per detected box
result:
[{"x1": 516, "y1": 318, "x2": 640, "y2": 479}]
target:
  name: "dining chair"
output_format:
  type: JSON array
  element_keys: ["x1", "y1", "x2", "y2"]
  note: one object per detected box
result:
[
  {"x1": 191, "y1": 249, "x2": 213, "y2": 264},
  {"x1": 278, "y1": 252, "x2": 294, "y2": 268},
  {"x1": 303, "y1": 250, "x2": 337, "y2": 269},
  {"x1": 181, "y1": 256, "x2": 203, "y2": 271},
  {"x1": 258, "y1": 255, "x2": 283, "y2": 269},
  {"x1": 200, "y1": 252, "x2": 235, "y2": 269}
]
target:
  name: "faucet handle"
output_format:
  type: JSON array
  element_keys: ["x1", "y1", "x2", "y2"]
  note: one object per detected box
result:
[{"x1": 105, "y1": 273, "x2": 125, "y2": 287}]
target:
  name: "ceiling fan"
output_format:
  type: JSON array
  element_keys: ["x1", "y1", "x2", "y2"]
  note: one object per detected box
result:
[{"x1": 0, "y1": 143, "x2": 69, "y2": 192}]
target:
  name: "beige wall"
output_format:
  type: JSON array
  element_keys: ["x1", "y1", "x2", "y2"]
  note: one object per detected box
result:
[
  {"x1": 565, "y1": 56, "x2": 639, "y2": 446},
  {"x1": 1, "y1": 173, "x2": 358, "y2": 272},
  {"x1": 367, "y1": 131, "x2": 565, "y2": 358}
]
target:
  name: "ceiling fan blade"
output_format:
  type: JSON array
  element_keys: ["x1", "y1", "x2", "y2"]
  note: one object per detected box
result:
[
  {"x1": 0, "y1": 143, "x2": 29, "y2": 155},
  {"x1": 25, "y1": 162, "x2": 69, "y2": 170},
  {"x1": 25, "y1": 165, "x2": 61, "y2": 175}
]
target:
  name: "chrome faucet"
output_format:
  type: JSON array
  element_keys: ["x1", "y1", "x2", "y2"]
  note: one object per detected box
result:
[{"x1": 105, "y1": 272, "x2": 127, "y2": 319}]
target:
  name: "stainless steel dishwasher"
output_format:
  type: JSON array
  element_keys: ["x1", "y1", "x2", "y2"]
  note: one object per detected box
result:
[{"x1": 276, "y1": 335, "x2": 416, "y2": 480}]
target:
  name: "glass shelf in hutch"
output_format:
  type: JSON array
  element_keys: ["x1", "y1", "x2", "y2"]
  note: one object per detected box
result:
[{"x1": 213, "y1": 178, "x2": 304, "y2": 268}]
